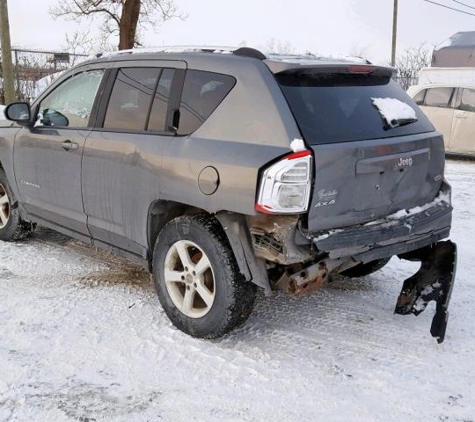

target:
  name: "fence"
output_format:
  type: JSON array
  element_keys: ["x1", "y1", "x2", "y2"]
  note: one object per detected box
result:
[
  {"x1": 393, "y1": 75, "x2": 419, "y2": 91},
  {"x1": 1, "y1": 48, "x2": 88, "y2": 103}
]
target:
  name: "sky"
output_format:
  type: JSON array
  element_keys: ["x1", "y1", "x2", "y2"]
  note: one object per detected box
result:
[{"x1": 6, "y1": 0, "x2": 475, "y2": 64}]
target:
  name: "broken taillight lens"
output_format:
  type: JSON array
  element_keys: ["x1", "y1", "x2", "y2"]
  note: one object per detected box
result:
[{"x1": 255, "y1": 150, "x2": 312, "y2": 214}]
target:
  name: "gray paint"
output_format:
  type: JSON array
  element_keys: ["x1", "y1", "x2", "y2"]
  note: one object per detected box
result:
[{"x1": 0, "y1": 50, "x2": 453, "y2": 282}]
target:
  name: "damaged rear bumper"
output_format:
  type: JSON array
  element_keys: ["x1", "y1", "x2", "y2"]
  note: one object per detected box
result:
[
  {"x1": 303, "y1": 193, "x2": 457, "y2": 343},
  {"x1": 309, "y1": 199, "x2": 453, "y2": 265},
  {"x1": 396, "y1": 240, "x2": 457, "y2": 343}
]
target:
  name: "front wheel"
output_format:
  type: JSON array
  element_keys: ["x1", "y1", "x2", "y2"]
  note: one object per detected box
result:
[
  {"x1": 153, "y1": 214, "x2": 256, "y2": 339},
  {"x1": 0, "y1": 168, "x2": 31, "y2": 241}
]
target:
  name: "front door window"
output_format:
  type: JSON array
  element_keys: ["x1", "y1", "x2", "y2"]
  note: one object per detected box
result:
[{"x1": 38, "y1": 70, "x2": 104, "y2": 128}]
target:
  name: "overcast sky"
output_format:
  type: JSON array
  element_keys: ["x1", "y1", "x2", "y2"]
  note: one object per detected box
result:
[{"x1": 7, "y1": 0, "x2": 475, "y2": 64}]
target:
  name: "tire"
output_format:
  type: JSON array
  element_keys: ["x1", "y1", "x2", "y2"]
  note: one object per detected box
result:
[
  {"x1": 341, "y1": 257, "x2": 391, "y2": 278},
  {"x1": 152, "y1": 214, "x2": 256, "y2": 339},
  {"x1": 0, "y1": 168, "x2": 31, "y2": 241}
]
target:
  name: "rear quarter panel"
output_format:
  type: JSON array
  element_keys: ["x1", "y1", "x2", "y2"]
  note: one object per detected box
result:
[{"x1": 161, "y1": 57, "x2": 301, "y2": 215}]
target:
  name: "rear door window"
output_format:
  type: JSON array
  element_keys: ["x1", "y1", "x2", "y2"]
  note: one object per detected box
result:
[
  {"x1": 104, "y1": 68, "x2": 160, "y2": 131},
  {"x1": 459, "y1": 88, "x2": 475, "y2": 112},
  {"x1": 148, "y1": 69, "x2": 175, "y2": 132},
  {"x1": 424, "y1": 87, "x2": 454, "y2": 108},
  {"x1": 277, "y1": 72, "x2": 434, "y2": 145},
  {"x1": 177, "y1": 70, "x2": 236, "y2": 135}
]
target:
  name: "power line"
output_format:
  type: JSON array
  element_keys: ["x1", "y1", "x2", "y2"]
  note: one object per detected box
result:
[
  {"x1": 452, "y1": 0, "x2": 475, "y2": 10},
  {"x1": 422, "y1": 0, "x2": 475, "y2": 16}
]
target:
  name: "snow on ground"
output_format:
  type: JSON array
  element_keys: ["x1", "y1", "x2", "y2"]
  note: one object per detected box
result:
[{"x1": 1, "y1": 160, "x2": 475, "y2": 422}]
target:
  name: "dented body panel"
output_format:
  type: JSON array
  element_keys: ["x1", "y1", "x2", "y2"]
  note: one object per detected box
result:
[{"x1": 0, "y1": 49, "x2": 458, "y2": 342}]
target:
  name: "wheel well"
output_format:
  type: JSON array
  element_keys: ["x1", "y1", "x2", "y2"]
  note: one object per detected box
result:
[{"x1": 147, "y1": 201, "x2": 209, "y2": 261}]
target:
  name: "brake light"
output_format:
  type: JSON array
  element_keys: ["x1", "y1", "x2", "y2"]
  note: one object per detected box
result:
[
  {"x1": 349, "y1": 65, "x2": 375, "y2": 74},
  {"x1": 255, "y1": 150, "x2": 312, "y2": 214}
]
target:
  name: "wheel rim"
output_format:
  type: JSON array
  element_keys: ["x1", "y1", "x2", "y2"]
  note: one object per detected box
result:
[
  {"x1": 0, "y1": 184, "x2": 10, "y2": 230},
  {"x1": 164, "y1": 240, "x2": 216, "y2": 319}
]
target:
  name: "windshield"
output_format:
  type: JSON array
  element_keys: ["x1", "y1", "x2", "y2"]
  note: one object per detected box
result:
[{"x1": 276, "y1": 73, "x2": 434, "y2": 145}]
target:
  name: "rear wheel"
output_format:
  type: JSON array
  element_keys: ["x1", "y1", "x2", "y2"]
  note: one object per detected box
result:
[
  {"x1": 153, "y1": 214, "x2": 256, "y2": 338},
  {"x1": 0, "y1": 168, "x2": 31, "y2": 241},
  {"x1": 341, "y1": 257, "x2": 391, "y2": 278}
]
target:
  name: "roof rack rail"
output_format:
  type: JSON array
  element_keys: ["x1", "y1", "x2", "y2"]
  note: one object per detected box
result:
[{"x1": 96, "y1": 45, "x2": 268, "y2": 60}]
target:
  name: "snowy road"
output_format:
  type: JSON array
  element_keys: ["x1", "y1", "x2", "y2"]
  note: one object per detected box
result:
[{"x1": 1, "y1": 160, "x2": 474, "y2": 422}]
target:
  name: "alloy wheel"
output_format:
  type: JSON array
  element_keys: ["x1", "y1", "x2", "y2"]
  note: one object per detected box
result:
[
  {"x1": 0, "y1": 184, "x2": 10, "y2": 230},
  {"x1": 163, "y1": 240, "x2": 216, "y2": 318}
]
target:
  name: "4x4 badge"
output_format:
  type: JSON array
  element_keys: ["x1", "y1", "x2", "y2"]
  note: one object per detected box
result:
[{"x1": 315, "y1": 189, "x2": 337, "y2": 208}]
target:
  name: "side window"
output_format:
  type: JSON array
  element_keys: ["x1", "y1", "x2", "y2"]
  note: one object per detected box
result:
[
  {"x1": 104, "y1": 68, "x2": 160, "y2": 131},
  {"x1": 460, "y1": 88, "x2": 475, "y2": 112},
  {"x1": 177, "y1": 70, "x2": 236, "y2": 135},
  {"x1": 148, "y1": 69, "x2": 175, "y2": 132},
  {"x1": 413, "y1": 89, "x2": 426, "y2": 105},
  {"x1": 39, "y1": 70, "x2": 104, "y2": 128},
  {"x1": 424, "y1": 87, "x2": 454, "y2": 108}
]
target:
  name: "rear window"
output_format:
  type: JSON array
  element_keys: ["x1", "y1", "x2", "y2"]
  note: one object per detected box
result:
[
  {"x1": 276, "y1": 73, "x2": 434, "y2": 145},
  {"x1": 177, "y1": 70, "x2": 235, "y2": 135}
]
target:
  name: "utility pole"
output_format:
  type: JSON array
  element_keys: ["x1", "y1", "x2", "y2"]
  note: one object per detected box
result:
[
  {"x1": 391, "y1": 0, "x2": 398, "y2": 67},
  {"x1": 0, "y1": 0, "x2": 16, "y2": 103}
]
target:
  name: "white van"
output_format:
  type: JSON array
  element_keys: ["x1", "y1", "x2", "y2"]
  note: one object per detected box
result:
[{"x1": 408, "y1": 83, "x2": 475, "y2": 157}]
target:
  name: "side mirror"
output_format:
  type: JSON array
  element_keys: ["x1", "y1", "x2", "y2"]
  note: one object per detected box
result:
[
  {"x1": 43, "y1": 108, "x2": 69, "y2": 127},
  {"x1": 4, "y1": 102, "x2": 31, "y2": 125}
]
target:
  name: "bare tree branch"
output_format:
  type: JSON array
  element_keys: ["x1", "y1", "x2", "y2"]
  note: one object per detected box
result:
[
  {"x1": 395, "y1": 44, "x2": 433, "y2": 90},
  {"x1": 50, "y1": 0, "x2": 184, "y2": 50}
]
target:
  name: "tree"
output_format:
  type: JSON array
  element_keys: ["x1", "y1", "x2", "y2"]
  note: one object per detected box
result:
[
  {"x1": 263, "y1": 38, "x2": 295, "y2": 55},
  {"x1": 394, "y1": 44, "x2": 432, "y2": 91},
  {"x1": 51, "y1": 0, "x2": 184, "y2": 51},
  {"x1": 0, "y1": 0, "x2": 15, "y2": 103},
  {"x1": 62, "y1": 30, "x2": 114, "y2": 64}
]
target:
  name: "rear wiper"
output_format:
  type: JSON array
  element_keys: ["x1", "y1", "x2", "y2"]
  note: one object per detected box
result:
[
  {"x1": 385, "y1": 117, "x2": 418, "y2": 130},
  {"x1": 371, "y1": 97, "x2": 418, "y2": 131}
]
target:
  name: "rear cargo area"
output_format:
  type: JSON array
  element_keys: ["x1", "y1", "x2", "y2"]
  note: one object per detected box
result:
[{"x1": 276, "y1": 66, "x2": 445, "y2": 231}]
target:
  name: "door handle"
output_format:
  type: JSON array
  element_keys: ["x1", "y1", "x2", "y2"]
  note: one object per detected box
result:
[
  {"x1": 62, "y1": 140, "x2": 79, "y2": 151},
  {"x1": 455, "y1": 114, "x2": 467, "y2": 119}
]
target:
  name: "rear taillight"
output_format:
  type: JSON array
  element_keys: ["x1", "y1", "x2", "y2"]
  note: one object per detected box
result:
[{"x1": 255, "y1": 150, "x2": 312, "y2": 214}]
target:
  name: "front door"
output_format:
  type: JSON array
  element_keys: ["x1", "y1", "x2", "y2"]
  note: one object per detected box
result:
[
  {"x1": 13, "y1": 69, "x2": 105, "y2": 235},
  {"x1": 419, "y1": 87, "x2": 456, "y2": 151},
  {"x1": 450, "y1": 88, "x2": 475, "y2": 155}
]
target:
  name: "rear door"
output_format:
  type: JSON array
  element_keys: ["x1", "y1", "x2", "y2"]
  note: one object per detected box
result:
[
  {"x1": 276, "y1": 67, "x2": 444, "y2": 232},
  {"x1": 82, "y1": 63, "x2": 184, "y2": 256},
  {"x1": 450, "y1": 87, "x2": 475, "y2": 155}
]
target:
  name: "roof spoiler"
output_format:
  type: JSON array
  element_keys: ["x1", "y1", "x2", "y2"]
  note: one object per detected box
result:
[{"x1": 272, "y1": 64, "x2": 395, "y2": 78}]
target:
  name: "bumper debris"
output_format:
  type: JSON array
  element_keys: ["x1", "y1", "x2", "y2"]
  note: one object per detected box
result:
[{"x1": 395, "y1": 240, "x2": 457, "y2": 343}]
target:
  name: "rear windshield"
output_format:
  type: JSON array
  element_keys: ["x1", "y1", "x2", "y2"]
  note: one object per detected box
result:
[{"x1": 276, "y1": 73, "x2": 434, "y2": 145}]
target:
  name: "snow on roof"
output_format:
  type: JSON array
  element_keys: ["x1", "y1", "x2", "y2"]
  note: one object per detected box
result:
[
  {"x1": 98, "y1": 46, "x2": 370, "y2": 66},
  {"x1": 99, "y1": 46, "x2": 237, "y2": 59}
]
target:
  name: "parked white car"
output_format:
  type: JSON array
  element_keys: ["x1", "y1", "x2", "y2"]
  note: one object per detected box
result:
[{"x1": 408, "y1": 83, "x2": 475, "y2": 157}]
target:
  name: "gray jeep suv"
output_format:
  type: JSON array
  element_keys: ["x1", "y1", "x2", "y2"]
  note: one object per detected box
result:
[{"x1": 0, "y1": 47, "x2": 457, "y2": 342}]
